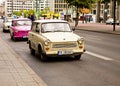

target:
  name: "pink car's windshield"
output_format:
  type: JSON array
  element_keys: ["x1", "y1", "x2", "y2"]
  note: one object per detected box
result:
[
  {"x1": 16, "y1": 20, "x2": 32, "y2": 26},
  {"x1": 5, "y1": 18, "x2": 13, "y2": 22}
]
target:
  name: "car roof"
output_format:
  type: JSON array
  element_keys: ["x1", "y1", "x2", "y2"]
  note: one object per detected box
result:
[
  {"x1": 33, "y1": 19, "x2": 68, "y2": 23},
  {"x1": 12, "y1": 18, "x2": 30, "y2": 21}
]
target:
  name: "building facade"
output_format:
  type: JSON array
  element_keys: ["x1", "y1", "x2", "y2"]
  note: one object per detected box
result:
[
  {"x1": 33, "y1": 0, "x2": 49, "y2": 12},
  {"x1": 1, "y1": 0, "x2": 120, "y2": 21},
  {"x1": 0, "y1": 3, "x2": 5, "y2": 16},
  {"x1": 92, "y1": 1, "x2": 120, "y2": 22},
  {"x1": 4, "y1": 0, "x2": 33, "y2": 17}
]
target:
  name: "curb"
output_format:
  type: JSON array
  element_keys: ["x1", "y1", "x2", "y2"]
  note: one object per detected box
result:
[{"x1": 75, "y1": 28, "x2": 120, "y2": 35}]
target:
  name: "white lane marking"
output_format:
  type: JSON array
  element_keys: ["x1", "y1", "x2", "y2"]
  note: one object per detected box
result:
[{"x1": 85, "y1": 51, "x2": 113, "y2": 61}]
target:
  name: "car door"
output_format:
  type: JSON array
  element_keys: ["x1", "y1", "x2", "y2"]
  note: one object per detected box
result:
[
  {"x1": 33, "y1": 23, "x2": 41, "y2": 50},
  {"x1": 29, "y1": 23, "x2": 37, "y2": 50}
]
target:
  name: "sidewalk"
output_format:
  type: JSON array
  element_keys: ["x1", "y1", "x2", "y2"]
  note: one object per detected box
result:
[
  {"x1": 70, "y1": 22, "x2": 120, "y2": 35},
  {"x1": 0, "y1": 37, "x2": 47, "y2": 86}
]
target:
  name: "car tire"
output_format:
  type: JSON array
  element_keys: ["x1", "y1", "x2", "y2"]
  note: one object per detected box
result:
[
  {"x1": 38, "y1": 45, "x2": 47, "y2": 62},
  {"x1": 74, "y1": 54, "x2": 81, "y2": 60},
  {"x1": 10, "y1": 33, "x2": 13, "y2": 40},
  {"x1": 29, "y1": 42, "x2": 35, "y2": 55}
]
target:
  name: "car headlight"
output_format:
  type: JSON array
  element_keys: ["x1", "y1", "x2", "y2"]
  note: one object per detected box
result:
[
  {"x1": 77, "y1": 38, "x2": 84, "y2": 44},
  {"x1": 44, "y1": 39, "x2": 51, "y2": 46}
]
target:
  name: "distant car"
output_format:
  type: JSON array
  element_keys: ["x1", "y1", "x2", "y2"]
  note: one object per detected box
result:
[
  {"x1": 10, "y1": 18, "x2": 32, "y2": 40},
  {"x1": 27, "y1": 19, "x2": 85, "y2": 61},
  {"x1": 106, "y1": 18, "x2": 119, "y2": 25},
  {"x1": 3, "y1": 17, "x2": 14, "y2": 32}
]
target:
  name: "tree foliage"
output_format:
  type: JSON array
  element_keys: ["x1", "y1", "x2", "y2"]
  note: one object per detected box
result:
[
  {"x1": 65, "y1": 0, "x2": 97, "y2": 9},
  {"x1": 13, "y1": 10, "x2": 34, "y2": 17}
]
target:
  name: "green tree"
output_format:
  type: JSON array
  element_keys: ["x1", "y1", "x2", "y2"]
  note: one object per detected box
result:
[
  {"x1": 13, "y1": 11, "x2": 22, "y2": 16},
  {"x1": 65, "y1": 0, "x2": 97, "y2": 25},
  {"x1": 13, "y1": 10, "x2": 34, "y2": 18},
  {"x1": 40, "y1": 7, "x2": 51, "y2": 19}
]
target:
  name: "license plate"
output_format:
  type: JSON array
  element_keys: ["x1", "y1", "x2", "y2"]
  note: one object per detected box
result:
[
  {"x1": 58, "y1": 50, "x2": 73, "y2": 55},
  {"x1": 23, "y1": 36, "x2": 28, "y2": 38}
]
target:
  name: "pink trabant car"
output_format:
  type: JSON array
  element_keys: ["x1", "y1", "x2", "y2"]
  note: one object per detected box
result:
[{"x1": 10, "y1": 18, "x2": 32, "y2": 40}]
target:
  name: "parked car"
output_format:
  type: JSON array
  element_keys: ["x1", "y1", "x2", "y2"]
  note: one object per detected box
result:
[
  {"x1": 27, "y1": 19, "x2": 85, "y2": 61},
  {"x1": 3, "y1": 17, "x2": 14, "y2": 32},
  {"x1": 10, "y1": 18, "x2": 32, "y2": 40},
  {"x1": 106, "y1": 18, "x2": 119, "y2": 25}
]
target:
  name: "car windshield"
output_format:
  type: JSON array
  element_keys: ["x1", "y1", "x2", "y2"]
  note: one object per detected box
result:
[
  {"x1": 16, "y1": 20, "x2": 32, "y2": 26},
  {"x1": 6, "y1": 18, "x2": 13, "y2": 22},
  {"x1": 41, "y1": 22, "x2": 71, "y2": 33}
]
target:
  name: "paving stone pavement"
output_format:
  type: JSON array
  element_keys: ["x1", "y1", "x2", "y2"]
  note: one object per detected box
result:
[{"x1": 0, "y1": 37, "x2": 47, "y2": 86}]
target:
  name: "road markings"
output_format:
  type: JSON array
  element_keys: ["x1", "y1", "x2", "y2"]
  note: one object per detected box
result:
[{"x1": 85, "y1": 51, "x2": 113, "y2": 61}]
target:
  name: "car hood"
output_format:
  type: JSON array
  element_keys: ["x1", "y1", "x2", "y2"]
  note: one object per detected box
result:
[
  {"x1": 14, "y1": 26, "x2": 31, "y2": 31},
  {"x1": 42, "y1": 32, "x2": 81, "y2": 42}
]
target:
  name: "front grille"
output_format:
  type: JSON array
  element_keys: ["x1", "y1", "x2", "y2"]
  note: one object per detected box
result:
[{"x1": 52, "y1": 43, "x2": 77, "y2": 48}]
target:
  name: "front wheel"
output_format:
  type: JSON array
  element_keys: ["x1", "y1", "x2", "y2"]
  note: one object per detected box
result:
[
  {"x1": 38, "y1": 46, "x2": 47, "y2": 62},
  {"x1": 74, "y1": 54, "x2": 81, "y2": 60},
  {"x1": 10, "y1": 33, "x2": 16, "y2": 41},
  {"x1": 10, "y1": 34, "x2": 13, "y2": 40}
]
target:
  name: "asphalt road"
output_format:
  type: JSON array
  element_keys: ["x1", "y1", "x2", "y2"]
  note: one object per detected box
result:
[{"x1": 0, "y1": 28, "x2": 120, "y2": 86}]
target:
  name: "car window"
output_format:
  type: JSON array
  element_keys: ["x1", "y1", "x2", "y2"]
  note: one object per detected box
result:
[
  {"x1": 16, "y1": 20, "x2": 31, "y2": 26},
  {"x1": 41, "y1": 22, "x2": 71, "y2": 33},
  {"x1": 35, "y1": 23, "x2": 40, "y2": 33}
]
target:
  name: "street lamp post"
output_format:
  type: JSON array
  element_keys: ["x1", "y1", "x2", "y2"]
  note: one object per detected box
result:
[
  {"x1": 113, "y1": 0, "x2": 116, "y2": 31},
  {"x1": 36, "y1": 0, "x2": 38, "y2": 12},
  {"x1": 22, "y1": 1, "x2": 25, "y2": 17}
]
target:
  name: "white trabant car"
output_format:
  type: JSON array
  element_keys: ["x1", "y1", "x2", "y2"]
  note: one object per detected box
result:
[
  {"x1": 3, "y1": 17, "x2": 14, "y2": 32},
  {"x1": 28, "y1": 19, "x2": 85, "y2": 61}
]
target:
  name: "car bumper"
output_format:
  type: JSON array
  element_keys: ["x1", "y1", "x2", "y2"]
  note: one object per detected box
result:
[
  {"x1": 43, "y1": 49, "x2": 85, "y2": 57},
  {"x1": 13, "y1": 31, "x2": 29, "y2": 39}
]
